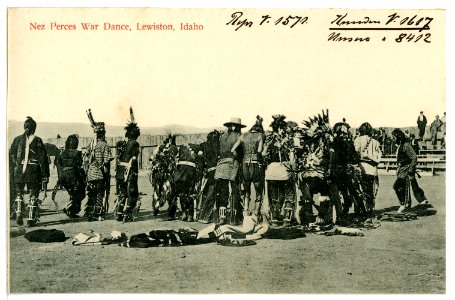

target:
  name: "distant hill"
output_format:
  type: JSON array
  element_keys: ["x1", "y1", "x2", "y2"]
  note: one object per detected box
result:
[{"x1": 7, "y1": 120, "x2": 221, "y2": 145}]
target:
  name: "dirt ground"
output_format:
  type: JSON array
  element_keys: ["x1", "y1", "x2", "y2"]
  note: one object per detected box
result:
[{"x1": 8, "y1": 172, "x2": 445, "y2": 294}]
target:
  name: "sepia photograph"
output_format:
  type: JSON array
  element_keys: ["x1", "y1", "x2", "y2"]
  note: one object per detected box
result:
[{"x1": 3, "y1": 1, "x2": 452, "y2": 297}]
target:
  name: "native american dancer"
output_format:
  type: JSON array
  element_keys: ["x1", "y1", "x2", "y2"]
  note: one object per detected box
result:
[
  {"x1": 354, "y1": 122, "x2": 382, "y2": 220},
  {"x1": 85, "y1": 109, "x2": 112, "y2": 221},
  {"x1": 150, "y1": 134, "x2": 178, "y2": 219},
  {"x1": 56, "y1": 134, "x2": 86, "y2": 218},
  {"x1": 391, "y1": 129, "x2": 428, "y2": 213},
  {"x1": 197, "y1": 130, "x2": 221, "y2": 223},
  {"x1": 329, "y1": 122, "x2": 361, "y2": 222},
  {"x1": 263, "y1": 115, "x2": 297, "y2": 227},
  {"x1": 9, "y1": 117, "x2": 50, "y2": 226},
  {"x1": 115, "y1": 140, "x2": 127, "y2": 196},
  {"x1": 298, "y1": 110, "x2": 335, "y2": 225},
  {"x1": 231, "y1": 116, "x2": 266, "y2": 218},
  {"x1": 214, "y1": 117, "x2": 245, "y2": 225},
  {"x1": 173, "y1": 143, "x2": 201, "y2": 222},
  {"x1": 114, "y1": 107, "x2": 141, "y2": 222}
]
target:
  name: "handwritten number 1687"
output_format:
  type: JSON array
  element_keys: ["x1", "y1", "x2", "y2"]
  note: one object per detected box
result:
[{"x1": 260, "y1": 15, "x2": 309, "y2": 28}]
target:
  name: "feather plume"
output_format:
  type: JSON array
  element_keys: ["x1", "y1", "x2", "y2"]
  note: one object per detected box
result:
[
  {"x1": 129, "y1": 106, "x2": 135, "y2": 124},
  {"x1": 86, "y1": 109, "x2": 96, "y2": 128}
]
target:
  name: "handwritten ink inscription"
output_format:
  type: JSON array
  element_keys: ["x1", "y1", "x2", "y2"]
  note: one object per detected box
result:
[
  {"x1": 226, "y1": 11, "x2": 309, "y2": 31},
  {"x1": 328, "y1": 13, "x2": 434, "y2": 43}
]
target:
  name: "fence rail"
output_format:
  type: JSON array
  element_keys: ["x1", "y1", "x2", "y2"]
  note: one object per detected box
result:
[{"x1": 378, "y1": 153, "x2": 446, "y2": 175}]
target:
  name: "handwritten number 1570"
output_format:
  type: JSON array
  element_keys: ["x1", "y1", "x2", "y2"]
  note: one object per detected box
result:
[{"x1": 260, "y1": 15, "x2": 309, "y2": 28}]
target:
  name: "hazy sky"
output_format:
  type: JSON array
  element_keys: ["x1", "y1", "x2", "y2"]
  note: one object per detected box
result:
[{"x1": 7, "y1": 8, "x2": 445, "y2": 130}]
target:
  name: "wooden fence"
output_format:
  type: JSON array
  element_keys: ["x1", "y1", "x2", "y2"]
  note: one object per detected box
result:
[{"x1": 45, "y1": 133, "x2": 446, "y2": 175}]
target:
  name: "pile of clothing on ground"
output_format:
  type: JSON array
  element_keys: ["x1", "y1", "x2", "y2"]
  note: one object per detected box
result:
[{"x1": 378, "y1": 204, "x2": 436, "y2": 222}]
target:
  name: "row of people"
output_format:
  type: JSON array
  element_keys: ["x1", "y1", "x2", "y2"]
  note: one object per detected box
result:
[
  {"x1": 151, "y1": 112, "x2": 386, "y2": 227},
  {"x1": 9, "y1": 109, "x2": 429, "y2": 227},
  {"x1": 9, "y1": 108, "x2": 141, "y2": 226}
]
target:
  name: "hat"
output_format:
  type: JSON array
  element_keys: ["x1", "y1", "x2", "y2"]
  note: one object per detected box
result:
[{"x1": 223, "y1": 117, "x2": 246, "y2": 128}]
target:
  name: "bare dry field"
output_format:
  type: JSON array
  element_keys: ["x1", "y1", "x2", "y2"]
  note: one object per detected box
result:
[{"x1": 8, "y1": 172, "x2": 445, "y2": 294}]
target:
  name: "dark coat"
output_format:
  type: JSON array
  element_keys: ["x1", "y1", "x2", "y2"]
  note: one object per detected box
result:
[
  {"x1": 116, "y1": 140, "x2": 140, "y2": 180},
  {"x1": 396, "y1": 142, "x2": 417, "y2": 178},
  {"x1": 174, "y1": 145, "x2": 198, "y2": 183},
  {"x1": 417, "y1": 115, "x2": 427, "y2": 129},
  {"x1": 10, "y1": 134, "x2": 50, "y2": 183},
  {"x1": 57, "y1": 149, "x2": 84, "y2": 186}
]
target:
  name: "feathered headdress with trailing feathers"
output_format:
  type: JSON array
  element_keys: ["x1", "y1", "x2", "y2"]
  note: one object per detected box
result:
[
  {"x1": 270, "y1": 114, "x2": 287, "y2": 132},
  {"x1": 125, "y1": 106, "x2": 140, "y2": 139},
  {"x1": 86, "y1": 109, "x2": 105, "y2": 133},
  {"x1": 302, "y1": 109, "x2": 331, "y2": 138}
]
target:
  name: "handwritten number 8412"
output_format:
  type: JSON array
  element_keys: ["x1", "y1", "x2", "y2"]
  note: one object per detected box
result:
[
  {"x1": 395, "y1": 33, "x2": 431, "y2": 43},
  {"x1": 260, "y1": 15, "x2": 309, "y2": 28}
]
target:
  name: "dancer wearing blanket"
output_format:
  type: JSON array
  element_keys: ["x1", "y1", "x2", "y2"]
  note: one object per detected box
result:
[
  {"x1": 57, "y1": 134, "x2": 86, "y2": 218},
  {"x1": 354, "y1": 122, "x2": 382, "y2": 221},
  {"x1": 9, "y1": 117, "x2": 50, "y2": 226},
  {"x1": 263, "y1": 115, "x2": 297, "y2": 227},
  {"x1": 115, "y1": 107, "x2": 141, "y2": 222},
  {"x1": 85, "y1": 110, "x2": 112, "y2": 221},
  {"x1": 214, "y1": 117, "x2": 245, "y2": 225},
  {"x1": 231, "y1": 115, "x2": 265, "y2": 218},
  {"x1": 174, "y1": 143, "x2": 200, "y2": 222},
  {"x1": 298, "y1": 110, "x2": 334, "y2": 225},
  {"x1": 198, "y1": 130, "x2": 221, "y2": 223},
  {"x1": 150, "y1": 134, "x2": 178, "y2": 219},
  {"x1": 329, "y1": 122, "x2": 360, "y2": 223}
]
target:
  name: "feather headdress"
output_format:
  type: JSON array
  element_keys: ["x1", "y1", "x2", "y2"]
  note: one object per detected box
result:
[
  {"x1": 86, "y1": 109, "x2": 105, "y2": 133},
  {"x1": 250, "y1": 115, "x2": 264, "y2": 132},
  {"x1": 270, "y1": 114, "x2": 287, "y2": 132},
  {"x1": 302, "y1": 109, "x2": 331, "y2": 137},
  {"x1": 125, "y1": 106, "x2": 140, "y2": 139}
]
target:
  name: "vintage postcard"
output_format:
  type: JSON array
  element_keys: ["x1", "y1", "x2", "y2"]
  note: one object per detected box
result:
[{"x1": 5, "y1": 6, "x2": 447, "y2": 296}]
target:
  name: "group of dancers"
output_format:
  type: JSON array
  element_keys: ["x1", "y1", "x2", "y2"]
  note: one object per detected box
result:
[{"x1": 9, "y1": 108, "x2": 429, "y2": 228}]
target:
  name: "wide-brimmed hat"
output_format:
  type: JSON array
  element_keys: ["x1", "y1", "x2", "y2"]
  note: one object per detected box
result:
[{"x1": 223, "y1": 117, "x2": 246, "y2": 128}]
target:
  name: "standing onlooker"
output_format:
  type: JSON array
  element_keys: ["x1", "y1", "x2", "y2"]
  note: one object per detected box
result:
[
  {"x1": 416, "y1": 111, "x2": 427, "y2": 141},
  {"x1": 430, "y1": 115, "x2": 443, "y2": 147},
  {"x1": 409, "y1": 133, "x2": 420, "y2": 154},
  {"x1": 391, "y1": 129, "x2": 428, "y2": 213},
  {"x1": 440, "y1": 112, "x2": 446, "y2": 149}
]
